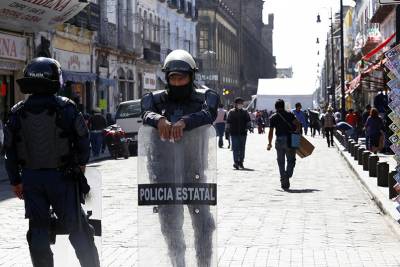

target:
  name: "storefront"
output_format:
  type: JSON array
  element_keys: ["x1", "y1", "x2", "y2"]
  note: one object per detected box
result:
[
  {"x1": 0, "y1": 32, "x2": 28, "y2": 121},
  {"x1": 53, "y1": 38, "x2": 95, "y2": 113}
]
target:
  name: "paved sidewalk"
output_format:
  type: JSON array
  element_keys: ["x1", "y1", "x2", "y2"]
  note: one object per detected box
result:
[
  {"x1": 1, "y1": 133, "x2": 400, "y2": 266},
  {"x1": 334, "y1": 137, "x2": 400, "y2": 232}
]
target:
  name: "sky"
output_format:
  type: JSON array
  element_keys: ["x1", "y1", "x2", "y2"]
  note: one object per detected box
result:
[{"x1": 262, "y1": 0, "x2": 355, "y2": 93}]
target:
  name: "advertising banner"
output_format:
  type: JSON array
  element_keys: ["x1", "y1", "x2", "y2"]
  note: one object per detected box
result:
[
  {"x1": 53, "y1": 48, "x2": 90, "y2": 72},
  {"x1": 143, "y1": 72, "x2": 156, "y2": 90},
  {"x1": 0, "y1": 33, "x2": 26, "y2": 61},
  {"x1": 0, "y1": 0, "x2": 88, "y2": 32}
]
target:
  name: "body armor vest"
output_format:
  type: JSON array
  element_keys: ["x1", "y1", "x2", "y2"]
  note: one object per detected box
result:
[{"x1": 15, "y1": 100, "x2": 71, "y2": 169}]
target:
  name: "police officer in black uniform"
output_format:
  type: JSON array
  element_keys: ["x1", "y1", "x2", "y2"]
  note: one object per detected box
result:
[
  {"x1": 4, "y1": 57, "x2": 100, "y2": 267},
  {"x1": 141, "y1": 49, "x2": 220, "y2": 267}
]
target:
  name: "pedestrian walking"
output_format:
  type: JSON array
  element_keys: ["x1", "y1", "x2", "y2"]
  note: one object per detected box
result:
[
  {"x1": 256, "y1": 111, "x2": 265, "y2": 134},
  {"x1": 292, "y1": 102, "x2": 306, "y2": 135},
  {"x1": 88, "y1": 108, "x2": 107, "y2": 157},
  {"x1": 3, "y1": 57, "x2": 100, "y2": 267},
  {"x1": 365, "y1": 107, "x2": 384, "y2": 154},
  {"x1": 267, "y1": 99, "x2": 301, "y2": 190},
  {"x1": 226, "y1": 97, "x2": 251, "y2": 169},
  {"x1": 323, "y1": 107, "x2": 336, "y2": 147},
  {"x1": 214, "y1": 103, "x2": 227, "y2": 148},
  {"x1": 362, "y1": 104, "x2": 371, "y2": 143}
]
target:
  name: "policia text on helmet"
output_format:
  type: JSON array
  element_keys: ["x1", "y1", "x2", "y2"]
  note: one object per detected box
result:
[{"x1": 17, "y1": 57, "x2": 63, "y2": 95}]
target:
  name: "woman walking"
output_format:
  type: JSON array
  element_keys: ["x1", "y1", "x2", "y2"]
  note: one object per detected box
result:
[
  {"x1": 365, "y1": 108, "x2": 384, "y2": 154},
  {"x1": 323, "y1": 107, "x2": 336, "y2": 147}
]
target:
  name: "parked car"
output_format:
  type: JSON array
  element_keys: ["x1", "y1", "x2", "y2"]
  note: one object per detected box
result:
[{"x1": 115, "y1": 99, "x2": 142, "y2": 155}]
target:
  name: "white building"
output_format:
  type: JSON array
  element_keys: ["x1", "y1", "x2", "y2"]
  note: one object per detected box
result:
[{"x1": 135, "y1": 0, "x2": 198, "y2": 94}]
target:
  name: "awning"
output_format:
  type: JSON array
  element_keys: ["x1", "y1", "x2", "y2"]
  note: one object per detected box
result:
[
  {"x1": 362, "y1": 32, "x2": 395, "y2": 61},
  {"x1": 98, "y1": 77, "x2": 116, "y2": 88},
  {"x1": 346, "y1": 75, "x2": 361, "y2": 95},
  {"x1": 63, "y1": 71, "x2": 97, "y2": 83},
  {"x1": 0, "y1": 0, "x2": 88, "y2": 33}
]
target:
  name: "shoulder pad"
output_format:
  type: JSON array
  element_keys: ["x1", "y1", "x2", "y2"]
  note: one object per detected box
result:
[
  {"x1": 55, "y1": 96, "x2": 76, "y2": 108},
  {"x1": 151, "y1": 90, "x2": 168, "y2": 104},
  {"x1": 10, "y1": 100, "x2": 25, "y2": 113},
  {"x1": 190, "y1": 89, "x2": 207, "y2": 102},
  {"x1": 194, "y1": 88, "x2": 207, "y2": 95}
]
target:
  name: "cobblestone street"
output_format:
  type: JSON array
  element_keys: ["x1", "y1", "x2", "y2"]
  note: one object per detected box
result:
[{"x1": 1, "y1": 133, "x2": 400, "y2": 266}]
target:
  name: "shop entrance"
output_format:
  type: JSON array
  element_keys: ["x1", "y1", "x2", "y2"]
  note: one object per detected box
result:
[{"x1": 0, "y1": 73, "x2": 15, "y2": 121}]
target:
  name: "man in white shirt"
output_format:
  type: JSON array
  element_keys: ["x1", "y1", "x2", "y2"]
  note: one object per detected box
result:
[{"x1": 214, "y1": 103, "x2": 227, "y2": 148}]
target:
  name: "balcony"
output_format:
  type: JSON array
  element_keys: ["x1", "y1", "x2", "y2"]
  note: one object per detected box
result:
[
  {"x1": 134, "y1": 33, "x2": 144, "y2": 56},
  {"x1": 143, "y1": 40, "x2": 161, "y2": 63},
  {"x1": 67, "y1": 2, "x2": 100, "y2": 31},
  {"x1": 119, "y1": 28, "x2": 134, "y2": 53},
  {"x1": 99, "y1": 22, "x2": 118, "y2": 48},
  {"x1": 167, "y1": 0, "x2": 178, "y2": 9}
]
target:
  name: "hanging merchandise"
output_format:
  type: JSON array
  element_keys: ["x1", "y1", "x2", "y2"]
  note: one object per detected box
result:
[{"x1": 384, "y1": 43, "x2": 400, "y2": 214}]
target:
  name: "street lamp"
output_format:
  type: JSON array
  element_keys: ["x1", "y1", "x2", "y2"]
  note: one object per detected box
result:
[{"x1": 317, "y1": 8, "x2": 336, "y2": 110}]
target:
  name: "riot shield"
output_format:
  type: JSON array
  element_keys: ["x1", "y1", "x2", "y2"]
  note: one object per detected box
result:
[
  {"x1": 138, "y1": 125, "x2": 217, "y2": 267},
  {"x1": 52, "y1": 167, "x2": 102, "y2": 267}
]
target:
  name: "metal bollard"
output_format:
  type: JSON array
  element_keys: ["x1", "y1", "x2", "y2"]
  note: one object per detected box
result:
[
  {"x1": 352, "y1": 144, "x2": 359, "y2": 158},
  {"x1": 368, "y1": 155, "x2": 379, "y2": 177},
  {"x1": 353, "y1": 145, "x2": 360, "y2": 160},
  {"x1": 389, "y1": 171, "x2": 398, "y2": 199},
  {"x1": 362, "y1": 151, "x2": 371, "y2": 171},
  {"x1": 376, "y1": 162, "x2": 389, "y2": 187},
  {"x1": 349, "y1": 141, "x2": 355, "y2": 155},
  {"x1": 358, "y1": 147, "x2": 365, "y2": 165}
]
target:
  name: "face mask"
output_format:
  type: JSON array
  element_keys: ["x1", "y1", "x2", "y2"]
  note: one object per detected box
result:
[
  {"x1": 168, "y1": 83, "x2": 193, "y2": 102},
  {"x1": 236, "y1": 104, "x2": 244, "y2": 109}
]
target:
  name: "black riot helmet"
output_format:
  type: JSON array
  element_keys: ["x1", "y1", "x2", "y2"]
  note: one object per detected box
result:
[
  {"x1": 162, "y1": 49, "x2": 198, "y2": 81},
  {"x1": 17, "y1": 57, "x2": 63, "y2": 95}
]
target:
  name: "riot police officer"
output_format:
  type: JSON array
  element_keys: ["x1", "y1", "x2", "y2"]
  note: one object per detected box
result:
[
  {"x1": 4, "y1": 57, "x2": 100, "y2": 267},
  {"x1": 141, "y1": 50, "x2": 220, "y2": 266}
]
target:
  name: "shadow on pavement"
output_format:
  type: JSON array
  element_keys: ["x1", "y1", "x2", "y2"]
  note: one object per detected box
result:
[
  {"x1": 240, "y1": 168, "x2": 255, "y2": 171},
  {"x1": 284, "y1": 188, "x2": 321, "y2": 194}
]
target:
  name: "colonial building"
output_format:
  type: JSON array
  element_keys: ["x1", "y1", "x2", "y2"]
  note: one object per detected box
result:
[
  {"x1": 197, "y1": 0, "x2": 276, "y2": 102},
  {"x1": 196, "y1": 0, "x2": 239, "y2": 104}
]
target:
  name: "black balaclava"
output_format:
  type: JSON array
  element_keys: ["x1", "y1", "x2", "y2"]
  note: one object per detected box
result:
[{"x1": 167, "y1": 72, "x2": 194, "y2": 102}]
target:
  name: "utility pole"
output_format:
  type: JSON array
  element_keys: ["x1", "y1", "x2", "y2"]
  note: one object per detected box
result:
[
  {"x1": 396, "y1": 5, "x2": 400, "y2": 44},
  {"x1": 330, "y1": 8, "x2": 336, "y2": 110},
  {"x1": 340, "y1": 0, "x2": 346, "y2": 119},
  {"x1": 238, "y1": 0, "x2": 243, "y2": 98}
]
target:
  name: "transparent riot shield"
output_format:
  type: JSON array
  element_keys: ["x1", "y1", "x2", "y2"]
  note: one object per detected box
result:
[
  {"x1": 52, "y1": 167, "x2": 102, "y2": 267},
  {"x1": 138, "y1": 125, "x2": 217, "y2": 267}
]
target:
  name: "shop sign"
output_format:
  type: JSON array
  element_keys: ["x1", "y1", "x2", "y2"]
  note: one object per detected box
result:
[
  {"x1": 54, "y1": 48, "x2": 90, "y2": 72},
  {"x1": 0, "y1": 0, "x2": 88, "y2": 33},
  {"x1": 143, "y1": 72, "x2": 156, "y2": 90},
  {"x1": 0, "y1": 60, "x2": 23, "y2": 70},
  {"x1": 0, "y1": 33, "x2": 26, "y2": 61}
]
